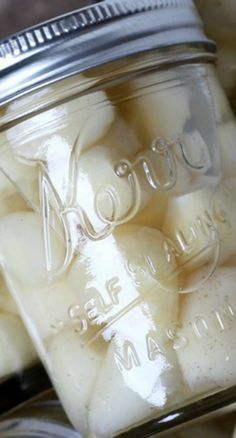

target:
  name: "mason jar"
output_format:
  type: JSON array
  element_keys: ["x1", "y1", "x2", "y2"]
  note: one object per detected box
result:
[{"x1": 0, "y1": 0, "x2": 236, "y2": 436}]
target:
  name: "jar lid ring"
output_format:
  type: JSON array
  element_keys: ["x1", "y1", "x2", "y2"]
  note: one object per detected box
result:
[{"x1": 0, "y1": 0, "x2": 215, "y2": 106}]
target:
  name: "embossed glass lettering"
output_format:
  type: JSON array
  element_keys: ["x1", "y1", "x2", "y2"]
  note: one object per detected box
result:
[
  {"x1": 68, "y1": 304, "x2": 88, "y2": 335},
  {"x1": 192, "y1": 315, "x2": 210, "y2": 338},
  {"x1": 22, "y1": 132, "x2": 214, "y2": 276},
  {"x1": 146, "y1": 333, "x2": 164, "y2": 361},
  {"x1": 175, "y1": 136, "x2": 210, "y2": 171},
  {"x1": 166, "y1": 322, "x2": 189, "y2": 350},
  {"x1": 213, "y1": 304, "x2": 236, "y2": 331},
  {"x1": 114, "y1": 341, "x2": 141, "y2": 372}
]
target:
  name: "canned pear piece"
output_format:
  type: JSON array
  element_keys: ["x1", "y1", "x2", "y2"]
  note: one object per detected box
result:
[{"x1": 177, "y1": 267, "x2": 236, "y2": 394}]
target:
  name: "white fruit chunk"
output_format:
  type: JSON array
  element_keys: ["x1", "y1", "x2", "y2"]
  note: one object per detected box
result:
[
  {"x1": 133, "y1": 132, "x2": 212, "y2": 228},
  {"x1": 0, "y1": 276, "x2": 18, "y2": 315},
  {"x1": 0, "y1": 312, "x2": 36, "y2": 379},
  {"x1": 19, "y1": 278, "x2": 87, "y2": 340},
  {"x1": 128, "y1": 70, "x2": 190, "y2": 140},
  {"x1": 133, "y1": 190, "x2": 167, "y2": 229},
  {"x1": 163, "y1": 187, "x2": 216, "y2": 272},
  {"x1": 0, "y1": 145, "x2": 38, "y2": 211},
  {"x1": 73, "y1": 146, "x2": 151, "y2": 235},
  {"x1": 89, "y1": 304, "x2": 185, "y2": 438},
  {"x1": 128, "y1": 147, "x2": 176, "y2": 228},
  {"x1": 89, "y1": 335, "x2": 157, "y2": 438},
  {"x1": 0, "y1": 213, "x2": 65, "y2": 286},
  {"x1": 0, "y1": 189, "x2": 30, "y2": 217},
  {"x1": 0, "y1": 171, "x2": 31, "y2": 217},
  {"x1": 113, "y1": 225, "x2": 179, "y2": 296},
  {"x1": 177, "y1": 267, "x2": 236, "y2": 394},
  {"x1": 47, "y1": 328, "x2": 106, "y2": 437},
  {"x1": 101, "y1": 116, "x2": 143, "y2": 157},
  {"x1": 7, "y1": 90, "x2": 115, "y2": 161},
  {"x1": 0, "y1": 213, "x2": 83, "y2": 339},
  {"x1": 217, "y1": 121, "x2": 236, "y2": 179},
  {"x1": 176, "y1": 131, "x2": 213, "y2": 183},
  {"x1": 163, "y1": 179, "x2": 236, "y2": 273},
  {"x1": 122, "y1": 72, "x2": 191, "y2": 197}
]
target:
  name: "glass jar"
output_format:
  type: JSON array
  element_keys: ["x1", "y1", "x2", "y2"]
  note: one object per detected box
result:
[
  {"x1": 196, "y1": 0, "x2": 236, "y2": 114},
  {"x1": 0, "y1": 0, "x2": 236, "y2": 436}
]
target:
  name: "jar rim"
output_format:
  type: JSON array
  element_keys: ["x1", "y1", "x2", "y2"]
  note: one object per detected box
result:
[{"x1": 0, "y1": 0, "x2": 215, "y2": 107}]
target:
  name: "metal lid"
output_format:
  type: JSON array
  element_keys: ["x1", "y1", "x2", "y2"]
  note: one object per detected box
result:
[{"x1": 0, "y1": 0, "x2": 215, "y2": 106}]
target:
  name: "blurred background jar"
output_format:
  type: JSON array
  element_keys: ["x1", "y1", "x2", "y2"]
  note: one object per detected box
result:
[
  {"x1": 0, "y1": 0, "x2": 98, "y2": 39},
  {"x1": 0, "y1": 390, "x2": 81, "y2": 438},
  {"x1": 196, "y1": 0, "x2": 236, "y2": 114},
  {"x1": 0, "y1": 391, "x2": 235, "y2": 438}
]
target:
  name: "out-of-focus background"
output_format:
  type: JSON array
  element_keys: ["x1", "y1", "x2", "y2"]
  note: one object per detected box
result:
[
  {"x1": 0, "y1": 0, "x2": 97, "y2": 39},
  {"x1": 196, "y1": 0, "x2": 236, "y2": 114}
]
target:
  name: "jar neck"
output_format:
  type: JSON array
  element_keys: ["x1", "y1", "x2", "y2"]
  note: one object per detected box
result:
[{"x1": 0, "y1": 43, "x2": 215, "y2": 132}]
